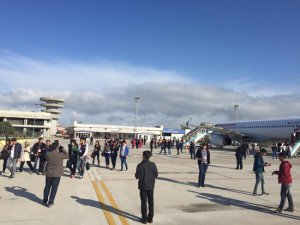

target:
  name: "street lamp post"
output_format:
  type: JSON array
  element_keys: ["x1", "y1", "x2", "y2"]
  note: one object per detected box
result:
[
  {"x1": 234, "y1": 104, "x2": 239, "y2": 121},
  {"x1": 134, "y1": 96, "x2": 140, "y2": 138},
  {"x1": 33, "y1": 103, "x2": 42, "y2": 137}
]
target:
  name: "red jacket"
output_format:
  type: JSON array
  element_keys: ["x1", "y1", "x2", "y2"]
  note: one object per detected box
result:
[{"x1": 275, "y1": 161, "x2": 292, "y2": 184}]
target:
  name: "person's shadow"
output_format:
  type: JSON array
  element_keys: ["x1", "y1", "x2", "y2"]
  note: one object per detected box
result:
[
  {"x1": 156, "y1": 176, "x2": 196, "y2": 187},
  {"x1": 5, "y1": 186, "x2": 45, "y2": 206},
  {"x1": 189, "y1": 191, "x2": 300, "y2": 221},
  {"x1": 204, "y1": 184, "x2": 253, "y2": 196},
  {"x1": 71, "y1": 196, "x2": 140, "y2": 222}
]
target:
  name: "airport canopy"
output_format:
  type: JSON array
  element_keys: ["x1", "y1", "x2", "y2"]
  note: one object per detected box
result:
[{"x1": 163, "y1": 128, "x2": 185, "y2": 134}]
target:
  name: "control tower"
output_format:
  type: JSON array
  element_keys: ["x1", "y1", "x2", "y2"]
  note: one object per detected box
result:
[{"x1": 40, "y1": 97, "x2": 64, "y2": 135}]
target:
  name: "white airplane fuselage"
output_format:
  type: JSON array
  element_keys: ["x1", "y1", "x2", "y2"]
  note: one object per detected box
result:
[{"x1": 214, "y1": 118, "x2": 300, "y2": 144}]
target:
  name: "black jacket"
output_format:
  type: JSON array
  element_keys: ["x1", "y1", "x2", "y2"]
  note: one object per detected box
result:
[
  {"x1": 10, "y1": 143, "x2": 22, "y2": 159},
  {"x1": 195, "y1": 149, "x2": 210, "y2": 165},
  {"x1": 32, "y1": 142, "x2": 45, "y2": 155},
  {"x1": 235, "y1": 147, "x2": 244, "y2": 158},
  {"x1": 135, "y1": 160, "x2": 158, "y2": 190}
]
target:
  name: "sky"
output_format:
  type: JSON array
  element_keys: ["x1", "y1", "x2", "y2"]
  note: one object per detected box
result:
[{"x1": 0, "y1": 0, "x2": 299, "y2": 128}]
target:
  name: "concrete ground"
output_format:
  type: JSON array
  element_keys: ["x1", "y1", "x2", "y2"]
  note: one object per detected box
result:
[{"x1": 0, "y1": 139, "x2": 299, "y2": 225}]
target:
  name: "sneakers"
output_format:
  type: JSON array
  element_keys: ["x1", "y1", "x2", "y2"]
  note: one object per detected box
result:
[
  {"x1": 275, "y1": 207, "x2": 283, "y2": 213},
  {"x1": 42, "y1": 200, "x2": 48, "y2": 205},
  {"x1": 48, "y1": 203, "x2": 55, "y2": 208},
  {"x1": 253, "y1": 193, "x2": 258, "y2": 196},
  {"x1": 147, "y1": 218, "x2": 153, "y2": 223},
  {"x1": 284, "y1": 207, "x2": 294, "y2": 212},
  {"x1": 258, "y1": 192, "x2": 269, "y2": 196},
  {"x1": 140, "y1": 219, "x2": 147, "y2": 224}
]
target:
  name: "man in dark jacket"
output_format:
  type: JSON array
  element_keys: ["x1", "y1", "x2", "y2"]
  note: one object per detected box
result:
[
  {"x1": 32, "y1": 137, "x2": 45, "y2": 174},
  {"x1": 235, "y1": 145, "x2": 244, "y2": 169},
  {"x1": 252, "y1": 148, "x2": 271, "y2": 196},
  {"x1": 43, "y1": 141, "x2": 69, "y2": 207},
  {"x1": 189, "y1": 141, "x2": 196, "y2": 159},
  {"x1": 7, "y1": 138, "x2": 22, "y2": 178},
  {"x1": 150, "y1": 139, "x2": 154, "y2": 156},
  {"x1": 135, "y1": 151, "x2": 158, "y2": 224}
]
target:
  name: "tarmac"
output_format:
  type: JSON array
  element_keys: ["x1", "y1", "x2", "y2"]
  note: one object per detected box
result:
[{"x1": 0, "y1": 139, "x2": 300, "y2": 225}]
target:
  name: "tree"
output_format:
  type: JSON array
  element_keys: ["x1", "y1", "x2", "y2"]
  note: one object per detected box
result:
[
  {"x1": 0, "y1": 122, "x2": 15, "y2": 136},
  {"x1": 65, "y1": 127, "x2": 74, "y2": 137}
]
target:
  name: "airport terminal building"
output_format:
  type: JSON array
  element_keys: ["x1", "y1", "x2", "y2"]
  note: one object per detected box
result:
[
  {"x1": 0, "y1": 109, "x2": 53, "y2": 137},
  {"x1": 0, "y1": 97, "x2": 64, "y2": 137},
  {"x1": 73, "y1": 121, "x2": 163, "y2": 141}
]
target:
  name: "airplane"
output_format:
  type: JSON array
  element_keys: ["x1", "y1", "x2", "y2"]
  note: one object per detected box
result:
[{"x1": 183, "y1": 118, "x2": 300, "y2": 155}]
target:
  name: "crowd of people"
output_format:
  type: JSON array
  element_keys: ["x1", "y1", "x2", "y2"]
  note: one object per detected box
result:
[
  {"x1": 0, "y1": 137, "x2": 133, "y2": 179},
  {"x1": 0, "y1": 135, "x2": 296, "y2": 222}
]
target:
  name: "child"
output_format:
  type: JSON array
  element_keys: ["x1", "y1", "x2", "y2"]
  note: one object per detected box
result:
[{"x1": 272, "y1": 152, "x2": 294, "y2": 213}]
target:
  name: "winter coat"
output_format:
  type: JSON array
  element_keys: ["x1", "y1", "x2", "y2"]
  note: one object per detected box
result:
[
  {"x1": 21, "y1": 146, "x2": 31, "y2": 162},
  {"x1": 45, "y1": 148, "x2": 69, "y2": 177},
  {"x1": 275, "y1": 161, "x2": 292, "y2": 184},
  {"x1": 135, "y1": 159, "x2": 158, "y2": 190}
]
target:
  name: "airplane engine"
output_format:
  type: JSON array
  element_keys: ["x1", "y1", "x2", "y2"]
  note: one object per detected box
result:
[{"x1": 210, "y1": 134, "x2": 232, "y2": 146}]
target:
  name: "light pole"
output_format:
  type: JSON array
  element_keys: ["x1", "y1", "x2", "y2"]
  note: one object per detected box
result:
[
  {"x1": 33, "y1": 103, "x2": 42, "y2": 137},
  {"x1": 134, "y1": 96, "x2": 140, "y2": 138},
  {"x1": 234, "y1": 104, "x2": 239, "y2": 121}
]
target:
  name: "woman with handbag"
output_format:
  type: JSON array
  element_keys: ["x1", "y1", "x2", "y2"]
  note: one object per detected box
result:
[
  {"x1": 19, "y1": 141, "x2": 34, "y2": 173},
  {"x1": 103, "y1": 143, "x2": 111, "y2": 169},
  {"x1": 92, "y1": 140, "x2": 101, "y2": 167},
  {"x1": 77, "y1": 137, "x2": 88, "y2": 179},
  {"x1": 68, "y1": 139, "x2": 79, "y2": 178},
  {"x1": 111, "y1": 141, "x2": 119, "y2": 170},
  {"x1": 0, "y1": 139, "x2": 11, "y2": 175}
]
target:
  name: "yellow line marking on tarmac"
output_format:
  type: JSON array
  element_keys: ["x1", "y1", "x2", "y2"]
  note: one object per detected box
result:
[
  {"x1": 99, "y1": 180, "x2": 130, "y2": 225},
  {"x1": 91, "y1": 181, "x2": 117, "y2": 225}
]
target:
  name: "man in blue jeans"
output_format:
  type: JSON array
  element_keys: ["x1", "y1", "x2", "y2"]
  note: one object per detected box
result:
[
  {"x1": 253, "y1": 148, "x2": 271, "y2": 196},
  {"x1": 272, "y1": 152, "x2": 294, "y2": 213},
  {"x1": 120, "y1": 140, "x2": 129, "y2": 171},
  {"x1": 6, "y1": 138, "x2": 22, "y2": 178},
  {"x1": 43, "y1": 141, "x2": 69, "y2": 207}
]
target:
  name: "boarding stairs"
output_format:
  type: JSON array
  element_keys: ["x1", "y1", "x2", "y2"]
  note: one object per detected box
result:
[
  {"x1": 182, "y1": 125, "x2": 205, "y2": 140},
  {"x1": 183, "y1": 129, "x2": 208, "y2": 147},
  {"x1": 291, "y1": 141, "x2": 300, "y2": 157}
]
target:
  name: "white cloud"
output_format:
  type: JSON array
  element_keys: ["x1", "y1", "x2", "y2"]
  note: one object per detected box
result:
[
  {"x1": 0, "y1": 51, "x2": 189, "y2": 92},
  {"x1": 0, "y1": 52, "x2": 299, "y2": 128}
]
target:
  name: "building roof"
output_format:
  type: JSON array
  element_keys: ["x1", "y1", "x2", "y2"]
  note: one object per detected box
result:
[
  {"x1": 73, "y1": 121, "x2": 163, "y2": 134},
  {"x1": 40, "y1": 97, "x2": 64, "y2": 103},
  {"x1": 0, "y1": 109, "x2": 52, "y2": 119}
]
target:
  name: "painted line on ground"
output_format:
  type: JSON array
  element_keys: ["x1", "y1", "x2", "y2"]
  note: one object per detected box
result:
[
  {"x1": 89, "y1": 168, "x2": 130, "y2": 225},
  {"x1": 99, "y1": 180, "x2": 130, "y2": 225},
  {"x1": 91, "y1": 180, "x2": 117, "y2": 225}
]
